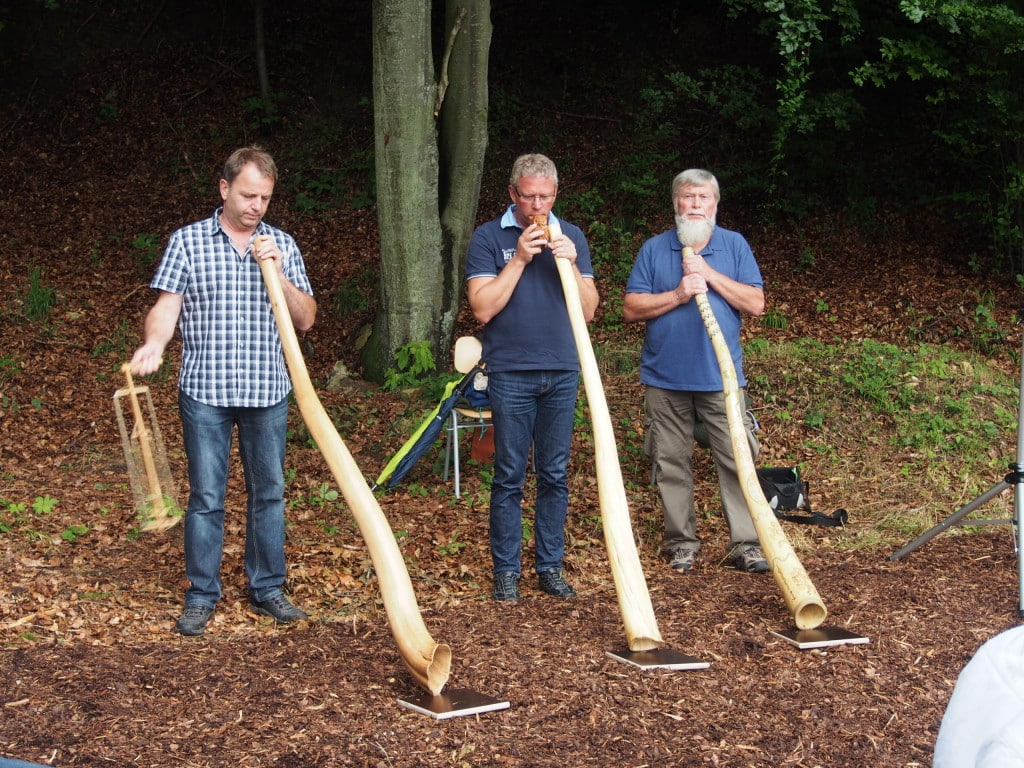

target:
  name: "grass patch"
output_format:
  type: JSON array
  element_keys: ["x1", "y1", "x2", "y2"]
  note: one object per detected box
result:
[{"x1": 744, "y1": 337, "x2": 1018, "y2": 545}]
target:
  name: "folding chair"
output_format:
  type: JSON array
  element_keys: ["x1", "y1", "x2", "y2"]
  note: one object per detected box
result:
[{"x1": 442, "y1": 336, "x2": 492, "y2": 498}]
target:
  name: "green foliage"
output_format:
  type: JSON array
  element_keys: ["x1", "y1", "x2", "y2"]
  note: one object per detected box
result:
[
  {"x1": 244, "y1": 95, "x2": 282, "y2": 132},
  {"x1": 573, "y1": 396, "x2": 589, "y2": 433},
  {"x1": 137, "y1": 496, "x2": 184, "y2": 531},
  {"x1": 331, "y1": 283, "x2": 369, "y2": 316},
  {"x1": 403, "y1": 481, "x2": 430, "y2": 498},
  {"x1": 724, "y1": 0, "x2": 864, "y2": 192},
  {"x1": 749, "y1": 337, "x2": 1017, "y2": 474},
  {"x1": 32, "y1": 495, "x2": 59, "y2": 514},
  {"x1": 382, "y1": 341, "x2": 437, "y2": 391},
  {"x1": 849, "y1": 1, "x2": 1024, "y2": 270},
  {"x1": 131, "y1": 233, "x2": 162, "y2": 269},
  {"x1": 521, "y1": 516, "x2": 533, "y2": 546},
  {"x1": 290, "y1": 483, "x2": 345, "y2": 524},
  {"x1": 760, "y1": 306, "x2": 788, "y2": 331},
  {"x1": 60, "y1": 523, "x2": 89, "y2": 542},
  {"x1": 0, "y1": 355, "x2": 21, "y2": 386},
  {"x1": 954, "y1": 291, "x2": 1009, "y2": 357},
  {"x1": 437, "y1": 531, "x2": 467, "y2": 556},
  {"x1": 797, "y1": 247, "x2": 816, "y2": 272},
  {"x1": 584, "y1": 228, "x2": 638, "y2": 331},
  {"x1": 92, "y1": 319, "x2": 135, "y2": 360},
  {"x1": 0, "y1": 494, "x2": 61, "y2": 539},
  {"x1": 612, "y1": 64, "x2": 774, "y2": 208},
  {"x1": 310, "y1": 483, "x2": 339, "y2": 507},
  {"x1": 288, "y1": 149, "x2": 375, "y2": 215},
  {"x1": 559, "y1": 187, "x2": 638, "y2": 331},
  {"x1": 331, "y1": 269, "x2": 375, "y2": 318},
  {"x1": 22, "y1": 265, "x2": 57, "y2": 323},
  {"x1": 97, "y1": 88, "x2": 118, "y2": 124}
]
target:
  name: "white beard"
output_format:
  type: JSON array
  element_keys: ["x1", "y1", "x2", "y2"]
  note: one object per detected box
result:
[{"x1": 675, "y1": 215, "x2": 715, "y2": 248}]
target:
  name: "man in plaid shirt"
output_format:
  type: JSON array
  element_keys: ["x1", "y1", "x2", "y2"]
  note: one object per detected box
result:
[{"x1": 130, "y1": 146, "x2": 316, "y2": 636}]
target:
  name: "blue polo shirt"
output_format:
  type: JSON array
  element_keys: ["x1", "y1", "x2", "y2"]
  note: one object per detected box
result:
[
  {"x1": 625, "y1": 226, "x2": 762, "y2": 391},
  {"x1": 150, "y1": 208, "x2": 314, "y2": 408},
  {"x1": 465, "y1": 206, "x2": 594, "y2": 373}
]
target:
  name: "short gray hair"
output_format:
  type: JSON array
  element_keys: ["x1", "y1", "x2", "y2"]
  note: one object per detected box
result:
[
  {"x1": 510, "y1": 153, "x2": 558, "y2": 187},
  {"x1": 671, "y1": 169, "x2": 719, "y2": 201}
]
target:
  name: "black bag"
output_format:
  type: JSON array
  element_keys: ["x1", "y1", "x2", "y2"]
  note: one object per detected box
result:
[{"x1": 756, "y1": 467, "x2": 848, "y2": 527}]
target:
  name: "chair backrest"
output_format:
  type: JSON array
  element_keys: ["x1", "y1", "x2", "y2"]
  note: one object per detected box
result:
[{"x1": 453, "y1": 336, "x2": 483, "y2": 374}]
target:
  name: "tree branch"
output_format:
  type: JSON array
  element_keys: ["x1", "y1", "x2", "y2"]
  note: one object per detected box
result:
[{"x1": 434, "y1": 6, "x2": 466, "y2": 118}]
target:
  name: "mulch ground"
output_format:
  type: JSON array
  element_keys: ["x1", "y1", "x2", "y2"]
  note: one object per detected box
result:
[{"x1": 3, "y1": 523, "x2": 1020, "y2": 767}]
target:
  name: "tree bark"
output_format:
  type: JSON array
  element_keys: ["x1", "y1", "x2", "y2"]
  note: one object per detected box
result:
[
  {"x1": 438, "y1": 0, "x2": 492, "y2": 346},
  {"x1": 363, "y1": 0, "x2": 442, "y2": 382},
  {"x1": 254, "y1": 0, "x2": 270, "y2": 104},
  {"x1": 363, "y1": 0, "x2": 490, "y2": 382}
]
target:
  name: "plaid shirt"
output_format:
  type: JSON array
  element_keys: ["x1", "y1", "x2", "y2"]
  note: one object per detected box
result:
[{"x1": 150, "y1": 209, "x2": 314, "y2": 408}]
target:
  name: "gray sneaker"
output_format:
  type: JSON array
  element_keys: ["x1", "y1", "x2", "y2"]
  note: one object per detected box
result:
[
  {"x1": 174, "y1": 604, "x2": 215, "y2": 636},
  {"x1": 250, "y1": 594, "x2": 309, "y2": 623},
  {"x1": 493, "y1": 572, "x2": 520, "y2": 601},
  {"x1": 669, "y1": 547, "x2": 697, "y2": 573},
  {"x1": 538, "y1": 570, "x2": 577, "y2": 598},
  {"x1": 731, "y1": 544, "x2": 769, "y2": 574}
]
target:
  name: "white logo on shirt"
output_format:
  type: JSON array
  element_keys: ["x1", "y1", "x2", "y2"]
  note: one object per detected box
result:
[{"x1": 502, "y1": 248, "x2": 516, "y2": 264}]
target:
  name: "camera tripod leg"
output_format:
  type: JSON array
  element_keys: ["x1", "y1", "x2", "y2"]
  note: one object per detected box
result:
[
  {"x1": 889, "y1": 479, "x2": 1012, "y2": 561},
  {"x1": 1015, "y1": 464, "x2": 1024, "y2": 617},
  {"x1": 891, "y1": 329, "x2": 1024, "y2": 616}
]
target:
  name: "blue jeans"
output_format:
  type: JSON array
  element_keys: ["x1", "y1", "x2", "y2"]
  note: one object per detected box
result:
[
  {"x1": 179, "y1": 392, "x2": 289, "y2": 607},
  {"x1": 487, "y1": 369, "x2": 579, "y2": 576}
]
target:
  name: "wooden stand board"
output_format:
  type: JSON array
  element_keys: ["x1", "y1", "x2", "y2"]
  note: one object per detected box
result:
[
  {"x1": 397, "y1": 688, "x2": 510, "y2": 720},
  {"x1": 770, "y1": 626, "x2": 870, "y2": 649},
  {"x1": 606, "y1": 647, "x2": 710, "y2": 670}
]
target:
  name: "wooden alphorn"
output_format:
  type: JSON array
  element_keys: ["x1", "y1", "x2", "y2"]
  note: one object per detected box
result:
[
  {"x1": 256, "y1": 237, "x2": 451, "y2": 694},
  {"x1": 548, "y1": 219, "x2": 664, "y2": 651},
  {"x1": 683, "y1": 245, "x2": 826, "y2": 630}
]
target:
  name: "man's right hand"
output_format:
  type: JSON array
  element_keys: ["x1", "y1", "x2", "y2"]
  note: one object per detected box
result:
[{"x1": 128, "y1": 344, "x2": 164, "y2": 376}]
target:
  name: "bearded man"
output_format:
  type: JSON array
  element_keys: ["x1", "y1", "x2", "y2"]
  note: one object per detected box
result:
[{"x1": 623, "y1": 169, "x2": 768, "y2": 575}]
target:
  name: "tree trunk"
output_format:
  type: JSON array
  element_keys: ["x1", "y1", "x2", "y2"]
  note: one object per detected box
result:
[
  {"x1": 363, "y1": 0, "x2": 442, "y2": 382},
  {"x1": 254, "y1": 0, "x2": 270, "y2": 103},
  {"x1": 438, "y1": 0, "x2": 492, "y2": 344},
  {"x1": 362, "y1": 0, "x2": 490, "y2": 383}
]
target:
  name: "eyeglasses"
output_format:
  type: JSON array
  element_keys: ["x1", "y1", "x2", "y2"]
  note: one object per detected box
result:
[{"x1": 515, "y1": 189, "x2": 556, "y2": 204}]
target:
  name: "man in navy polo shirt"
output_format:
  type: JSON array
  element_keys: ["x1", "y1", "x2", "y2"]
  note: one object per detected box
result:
[
  {"x1": 465, "y1": 153, "x2": 598, "y2": 601},
  {"x1": 130, "y1": 146, "x2": 316, "y2": 635},
  {"x1": 623, "y1": 168, "x2": 768, "y2": 575}
]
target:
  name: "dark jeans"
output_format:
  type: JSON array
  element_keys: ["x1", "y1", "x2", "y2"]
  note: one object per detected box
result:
[
  {"x1": 178, "y1": 392, "x2": 289, "y2": 607},
  {"x1": 487, "y1": 369, "x2": 579, "y2": 576}
]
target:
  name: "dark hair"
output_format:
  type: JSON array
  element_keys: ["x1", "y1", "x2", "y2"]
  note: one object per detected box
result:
[{"x1": 223, "y1": 146, "x2": 277, "y2": 184}]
